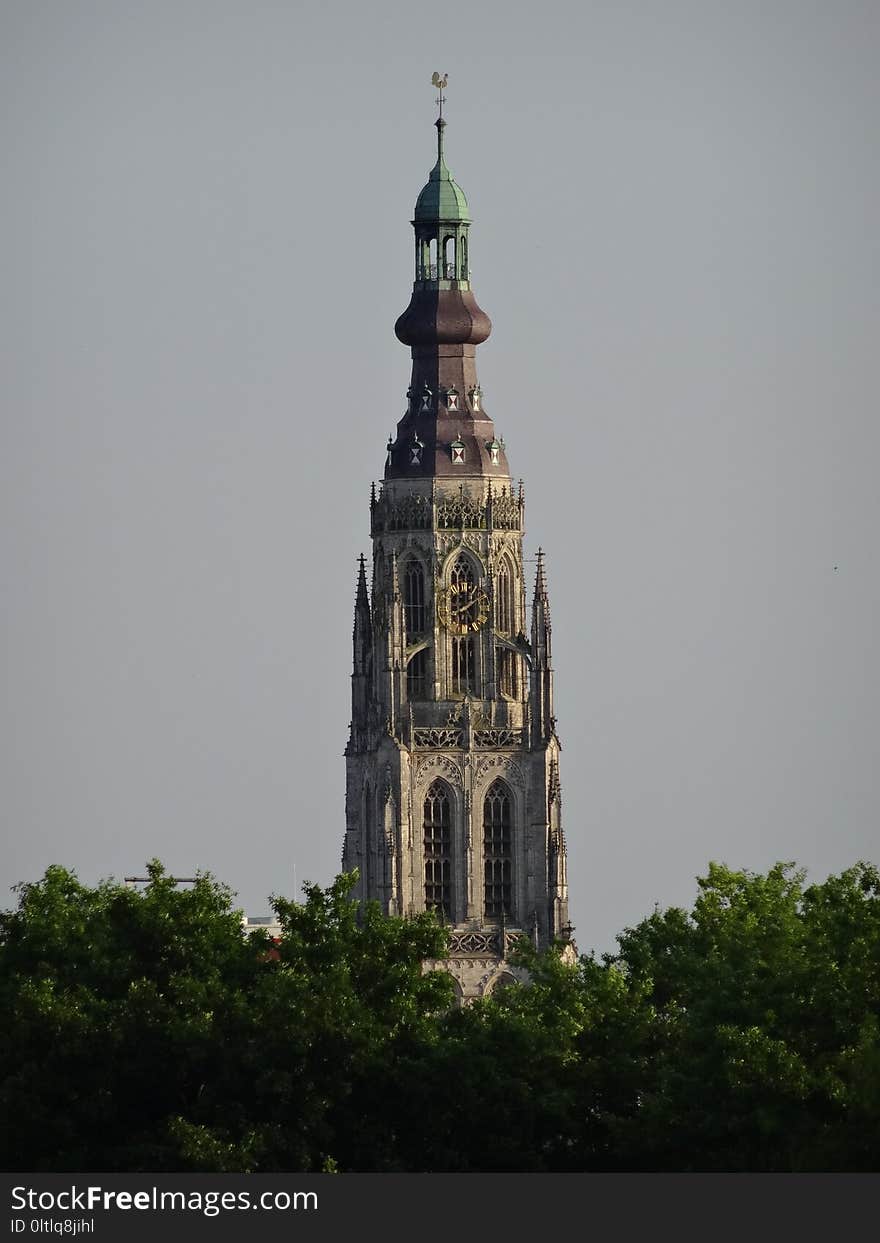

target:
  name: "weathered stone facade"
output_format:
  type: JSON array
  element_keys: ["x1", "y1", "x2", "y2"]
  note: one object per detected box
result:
[{"x1": 342, "y1": 109, "x2": 570, "y2": 1000}]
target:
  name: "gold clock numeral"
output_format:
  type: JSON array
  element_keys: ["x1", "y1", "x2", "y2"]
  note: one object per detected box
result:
[{"x1": 439, "y1": 583, "x2": 489, "y2": 634}]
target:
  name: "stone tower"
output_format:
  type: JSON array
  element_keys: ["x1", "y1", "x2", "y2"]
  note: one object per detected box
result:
[{"x1": 342, "y1": 105, "x2": 569, "y2": 1001}]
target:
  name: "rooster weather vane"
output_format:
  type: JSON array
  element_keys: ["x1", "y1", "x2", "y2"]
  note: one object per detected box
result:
[{"x1": 431, "y1": 71, "x2": 448, "y2": 119}]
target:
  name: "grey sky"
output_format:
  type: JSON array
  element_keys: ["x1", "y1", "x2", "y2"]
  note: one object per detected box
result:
[{"x1": 2, "y1": 0, "x2": 878, "y2": 954}]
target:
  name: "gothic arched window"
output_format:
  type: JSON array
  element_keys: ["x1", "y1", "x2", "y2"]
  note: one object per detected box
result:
[
  {"x1": 496, "y1": 560, "x2": 514, "y2": 635},
  {"x1": 496, "y1": 646, "x2": 518, "y2": 699},
  {"x1": 450, "y1": 555, "x2": 478, "y2": 695},
  {"x1": 452, "y1": 636, "x2": 476, "y2": 695},
  {"x1": 423, "y1": 779, "x2": 452, "y2": 917},
  {"x1": 407, "y1": 647, "x2": 427, "y2": 701},
  {"x1": 486, "y1": 972, "x2": 516, "y2": 996},
  {"x1": 451, "y1": 555, "x2": 473, "y2": 590},
  {"x1": 483, "y1": 779, "x2": 512, "y2": 919},
  {"x1": 404, "y1": 559, "x2": 426, "y2": 636}
]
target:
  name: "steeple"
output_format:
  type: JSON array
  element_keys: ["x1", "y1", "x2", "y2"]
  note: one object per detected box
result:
[{"x1": 391, "y1": 98, "x2": 503, "y2": 481}]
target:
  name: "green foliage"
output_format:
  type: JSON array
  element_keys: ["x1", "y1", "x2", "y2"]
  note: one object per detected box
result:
[
  {"x1": 2, "y1": 858, "x2": 878, "y2": 1171},
  {"x1": 0, "y1": 864, "x2": 450, "y2": 1171},
  {"x1": 608, "y1": 861, "x2": 880, "y2": 1169},
  {"x1": 375, "y1": 861, "x2": 880, "y2": 1171}
]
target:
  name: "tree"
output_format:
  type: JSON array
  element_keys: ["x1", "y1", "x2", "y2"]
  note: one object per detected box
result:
[
  {"x1": 377, "y1": 861, "x2": 880, "y2": 1171},
  {"x1": 0, "y1": 863, "x2": 451, "y2": 1171},
  {"x1": 610, "y1": 861, "x2": 880, "y2": 1170},
  {"x1": 2, "y1": 859, "x2": 877, "y2": 1171}
]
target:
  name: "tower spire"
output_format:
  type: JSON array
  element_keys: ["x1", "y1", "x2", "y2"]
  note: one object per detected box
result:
[{"x1": 389, "y1": 79, "x2": 502, "y2": 481}]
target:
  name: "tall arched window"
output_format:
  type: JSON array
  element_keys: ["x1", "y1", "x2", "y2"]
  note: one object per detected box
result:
[
  {"x1": 407, "y1": 647, "x2": 427, "y2": 700},
  {"x1": 363, "y1": 782, "x2": 373, "y2": 892},
  {"x1": 450, "y1": 555, "x2": 478, "y2": 695},
  {"x1": 484, "y1": 779, "x2": 512, "y2": 919},
  {"x1": 452, "y1": 636, "x2": 476, "y2": 695},
  {"x1": 496, "y1": 646, "x2": 518, "y2": 699},
  {"x1": 423, "y1": 780, "x2": 452, "y2": 917},
  {"x1": 496, "y1": 561, "x2": 513, "y2": 635},
  {"x1": 404, "y1": 559, "x2": 426, "y2": 636}
]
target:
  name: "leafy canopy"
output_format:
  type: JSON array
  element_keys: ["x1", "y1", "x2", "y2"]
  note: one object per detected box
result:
[{"x1": 2, "y1": 858, "x2": 878, "y2": 1171}]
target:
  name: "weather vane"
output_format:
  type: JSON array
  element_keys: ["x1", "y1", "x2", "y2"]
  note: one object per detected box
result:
[{"x1": 431, "y1": 71, "x2": 448, "y2": 119}]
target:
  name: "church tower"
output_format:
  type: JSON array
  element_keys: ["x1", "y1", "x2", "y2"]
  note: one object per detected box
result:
[{"x1": 343, "y1": 97, "x2": 569, "y2": 1000}]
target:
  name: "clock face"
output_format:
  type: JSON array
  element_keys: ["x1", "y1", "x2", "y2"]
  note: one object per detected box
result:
[{"x1": 438, "y1": 582, "x2": 489, "y2": 634}]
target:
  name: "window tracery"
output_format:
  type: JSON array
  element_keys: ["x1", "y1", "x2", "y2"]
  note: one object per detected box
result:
[
  {"x1": 496, "y1": 560, "x2": 514, "y2": 635},
  {"x1": 496, "y1": 647, "x2": 518, "y2": 699},
  {"x1": 451, "y1": 554, "x2": 476, "y2": 591},
  {"x1": 483, "y1": 779, "x2": 512, "y2": 919},
  {"x1": 423, "y1": 779, "x2": 452, "y2": 917},
  {"x1": 403, "y1": 559, "x2": 427, "y2": 636}
]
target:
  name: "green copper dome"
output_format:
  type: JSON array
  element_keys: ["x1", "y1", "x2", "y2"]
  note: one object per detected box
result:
[{"x1": 414, "y1": 119, "x2": 471, "y2": 223}]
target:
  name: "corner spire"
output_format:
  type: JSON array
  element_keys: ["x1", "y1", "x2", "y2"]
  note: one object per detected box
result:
[
  {"x1": 534, "y1": 547, "x2": 550, "y2": 615},
  {"x1": 351, "y1": 553, "x2": 372, "y2": 689},
  {"x1": 532, "y1": 548, "x2": 552, "y2": 656},
  {"x1": 530, "y1": 549, "x2": 555, "y2": 745},
  {"x1": 355, "y1": 553, "x2": 369, "y2": 612}
]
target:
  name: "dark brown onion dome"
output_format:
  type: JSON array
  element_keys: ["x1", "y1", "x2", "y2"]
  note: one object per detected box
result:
[{"x1": 395, "y1": 288, "x2": 491, "y2": 347}]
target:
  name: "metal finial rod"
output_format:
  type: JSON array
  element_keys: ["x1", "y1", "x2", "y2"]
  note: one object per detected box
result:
[{"x1": 431, "y1": 71, "x2": 448, "y2": 120}]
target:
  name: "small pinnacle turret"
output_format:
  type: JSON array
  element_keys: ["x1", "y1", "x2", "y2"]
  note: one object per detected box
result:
[
  {"x1": 530, "y1": 549, "x2": 555, "y2": 747},
  {"x1": 348, "y1": 555, "x2": 373, "y2": 756}
]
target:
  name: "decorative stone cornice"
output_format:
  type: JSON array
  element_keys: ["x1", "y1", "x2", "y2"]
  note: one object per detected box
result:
[
  {"x1": 411, "y1": 727, "x2": 522, "y2": 750},
  {"x1": 371, "y1": 486, "x2": 523, "y2": 535}
]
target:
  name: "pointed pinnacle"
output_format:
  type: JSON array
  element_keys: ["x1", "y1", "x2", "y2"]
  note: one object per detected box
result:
[
  {"x1": 533, "y1": 548, "x2": 551, "y2": 628},
  {"x1": 355, "y1": 554, "x2": 369, "y2": 606},
  {"x1": 535, "y1": 547, "x2": 547, "y2": 595}
]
